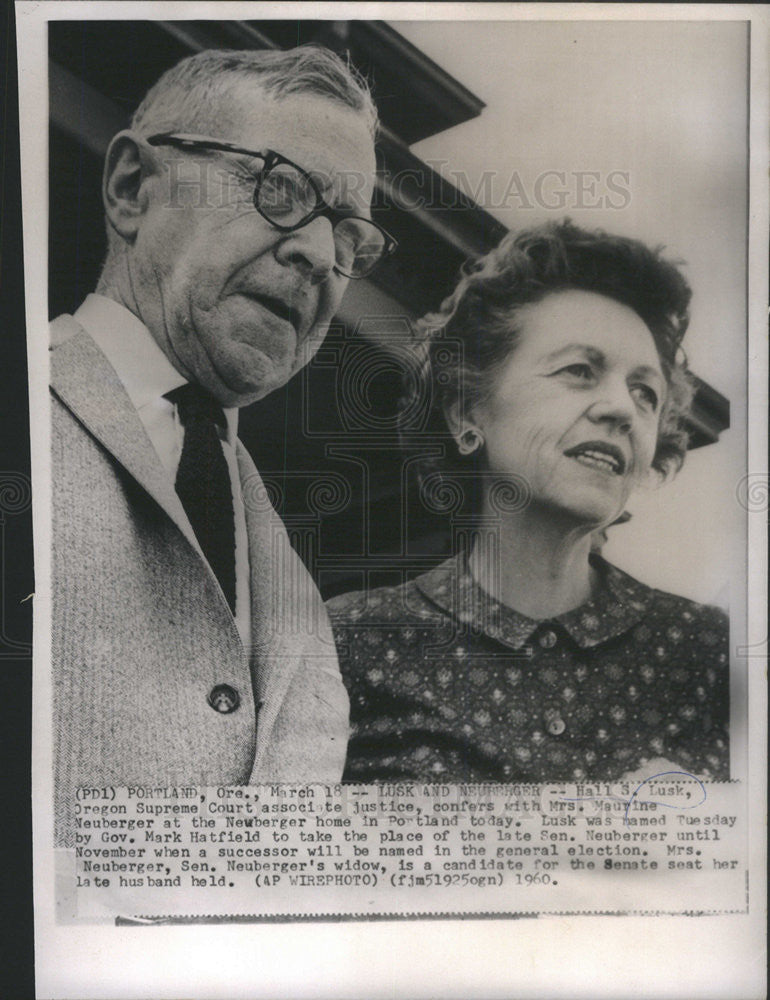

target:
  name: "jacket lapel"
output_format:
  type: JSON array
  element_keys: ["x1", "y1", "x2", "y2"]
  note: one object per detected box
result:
[
  {"x1": 50, "y1": 316, "x2": 203, "y2": 558},
  {"x1": 235, "y1": 444, "x2": 310, "y2": 770}
]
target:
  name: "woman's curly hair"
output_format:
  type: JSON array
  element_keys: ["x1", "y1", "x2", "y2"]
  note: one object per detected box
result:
[{"x1": 406, "y1": 219, "x2": 695, "y2": 482}]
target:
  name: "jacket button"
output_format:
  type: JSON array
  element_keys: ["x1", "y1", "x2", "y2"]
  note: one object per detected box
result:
[{"x1": 208, "y1": 684, "x2": 240, "y2": 714}]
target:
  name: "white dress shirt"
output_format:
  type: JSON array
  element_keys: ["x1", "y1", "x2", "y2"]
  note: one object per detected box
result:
[{"x1": 74, "y1": 294, "x2": 251, "y2": 647}]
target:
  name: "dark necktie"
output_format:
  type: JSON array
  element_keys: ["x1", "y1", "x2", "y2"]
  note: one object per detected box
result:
[{"x1": 167, "y1": 384, "x2": 236, "y2": 614}]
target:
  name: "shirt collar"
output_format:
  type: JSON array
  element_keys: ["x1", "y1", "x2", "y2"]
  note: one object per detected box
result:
[
  {"x1": 73, "y1": 294, "x2": 238, "y2": 443},
  {"x1": 414, "y1": 551, "x2": 654, "y2": 650}
]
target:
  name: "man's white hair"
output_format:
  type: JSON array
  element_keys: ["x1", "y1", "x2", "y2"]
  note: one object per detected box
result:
[{"x1": 132, "y1": 45, "x2": 378, "y2": 139}]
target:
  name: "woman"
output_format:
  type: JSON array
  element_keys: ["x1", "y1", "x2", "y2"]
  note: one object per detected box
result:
[{"x1": 328, "y1": 220, "x2": 729, "y2": 784}]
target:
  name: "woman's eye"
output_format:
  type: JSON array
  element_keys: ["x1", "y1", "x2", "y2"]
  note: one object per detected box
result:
[
  {"x1": 559, "y1": 363, "x2": 594, "y2": 380},
  {"x1": 631, "y1": 384, "x2": 659, "y2": 410}
]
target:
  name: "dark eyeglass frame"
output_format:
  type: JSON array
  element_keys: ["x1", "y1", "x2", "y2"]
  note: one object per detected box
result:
[{"x1": 146, "y1": 132, "x2": 397, "y2": 279}]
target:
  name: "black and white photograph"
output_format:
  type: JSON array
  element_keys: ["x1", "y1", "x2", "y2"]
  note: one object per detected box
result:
[{"x1": 16, "y1": 3, "x2": 767, "y2": 998}]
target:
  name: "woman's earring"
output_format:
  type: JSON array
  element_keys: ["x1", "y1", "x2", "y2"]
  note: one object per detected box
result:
[{"x1": 457, "y1": 428, "x2": 483, "y2": 455}]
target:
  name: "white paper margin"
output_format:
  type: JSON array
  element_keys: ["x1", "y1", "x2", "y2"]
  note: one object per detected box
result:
[{"x1": 18, "y1": 3, "x2": 767, "y2": 998}]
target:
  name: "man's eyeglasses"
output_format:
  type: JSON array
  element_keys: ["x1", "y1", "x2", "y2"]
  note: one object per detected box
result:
[{"x1": 146, "y1": 133, "x2": 397, "y2": 279}]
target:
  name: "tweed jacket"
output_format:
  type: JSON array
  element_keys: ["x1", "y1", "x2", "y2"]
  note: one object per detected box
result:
[{"x1": 51, "y1": 315, "x2": 348, "y2": 847}]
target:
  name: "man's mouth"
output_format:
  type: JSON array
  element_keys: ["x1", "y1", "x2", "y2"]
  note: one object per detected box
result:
[
  {"x1": 243, "y1": 292, "x2": 302, "y2": 334},
  {"x1": 563, "y1": 441, "x2": 627, "y2": 476}
]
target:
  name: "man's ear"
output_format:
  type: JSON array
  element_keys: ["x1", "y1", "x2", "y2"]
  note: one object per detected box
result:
[{"x1": 102, "y1": 131, "x2": 159, "y2": 243}]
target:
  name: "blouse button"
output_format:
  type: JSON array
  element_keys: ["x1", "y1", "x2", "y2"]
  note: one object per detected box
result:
[
  {"x1": 547, "y1": 717, "x2": 566, "y2": 736},
  {"x1": 538, "y1": 629, "x2": 558, "y2": 649}
]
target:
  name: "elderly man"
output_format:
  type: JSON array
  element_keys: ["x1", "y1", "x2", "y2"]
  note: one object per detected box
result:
[{"x1": 50, "y1": 47, "x2": 394, "y2": 845}]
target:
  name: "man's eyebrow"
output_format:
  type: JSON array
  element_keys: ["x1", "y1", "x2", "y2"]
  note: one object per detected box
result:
[
  {"x1": 216, "y1": 152, "x2": 265, "y2": 183},
  {"x1": 230, "y1": 150, "x2": 267, "y2": 169}
]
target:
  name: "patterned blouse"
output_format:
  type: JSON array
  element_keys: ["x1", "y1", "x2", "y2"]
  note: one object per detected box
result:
[{"x1": 327, "y1": 554, "x2": 729, "y2": 783}]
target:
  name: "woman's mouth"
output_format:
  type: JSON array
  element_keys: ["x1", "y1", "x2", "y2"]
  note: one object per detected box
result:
[{"x1": 563, "y1": 442, "x2": 627, "y2": 475}]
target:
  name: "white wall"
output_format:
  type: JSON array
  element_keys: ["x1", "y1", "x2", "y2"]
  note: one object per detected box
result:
[{"x1": 391, "y1": 19, "x2": 748, "y2": 607}]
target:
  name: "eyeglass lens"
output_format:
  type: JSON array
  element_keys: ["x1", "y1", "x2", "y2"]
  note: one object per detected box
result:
[
  {"x1": 256, "y1": 162, "x2": 387, "y2": 278},
  {"x1": 258, "y1": 164, "x2": 318, "y2": 224}
]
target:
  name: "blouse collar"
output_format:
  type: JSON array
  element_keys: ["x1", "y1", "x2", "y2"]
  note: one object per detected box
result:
[{"x1": 414, "y1": 552, "x2": 655, "y2": 650}]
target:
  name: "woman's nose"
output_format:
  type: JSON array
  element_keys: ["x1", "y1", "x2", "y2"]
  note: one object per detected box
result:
[
  {"x1": 274, "y1": 215, "x2": 338, "y2": 284},
  {"x1": 586, "y1": 379, "x2": 635, "y2": 433}
]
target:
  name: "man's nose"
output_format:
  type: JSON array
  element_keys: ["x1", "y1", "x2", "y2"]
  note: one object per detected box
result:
[
  {"x1": 586, "y1": 378, "x2": 636, "y2": 434},
  {"x1": 274, "y1": 216, "x2": 337, "y2": 284}
]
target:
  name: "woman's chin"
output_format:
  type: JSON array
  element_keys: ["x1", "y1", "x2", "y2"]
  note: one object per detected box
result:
[
  {"x1": 557, "y1": 482, "x2": 629, "y2": 527},
  {"x1": 539, "y1": 493, "x2": 625, "y2": 532}
]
